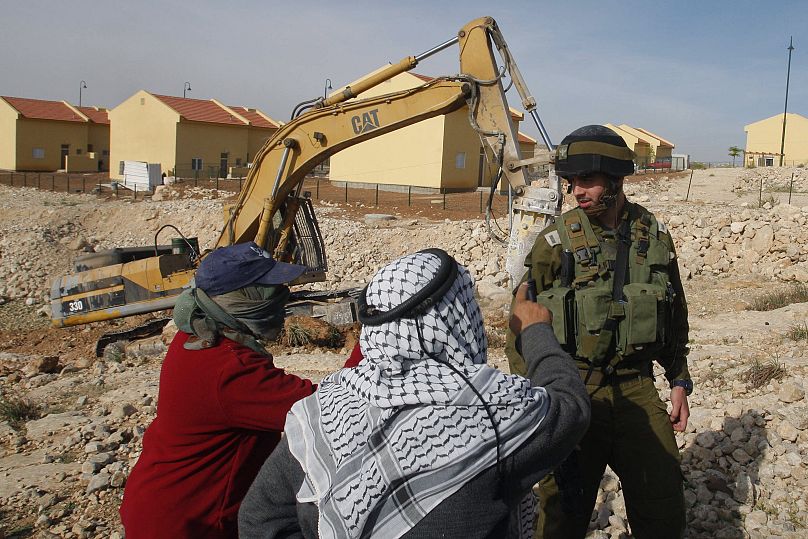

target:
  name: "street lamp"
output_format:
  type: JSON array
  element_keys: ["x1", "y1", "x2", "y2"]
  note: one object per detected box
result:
[
  {"x1": 779, "y1": 37, "x2": 795, "y2": 166},
  {"x1": 79, "y1": 80, "x2": 87, "y2": 107},
  {"x1": 323, "y1": 78, "x2": 332, "y2": 99},
  {"x1": 184, "y1": 82, "x2": 192, "y2": 98}
]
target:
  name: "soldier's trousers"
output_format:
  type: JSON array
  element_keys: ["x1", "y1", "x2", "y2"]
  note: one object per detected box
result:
[{"x1": 535, "y1": 373, "x2": 685, "y2": 539}]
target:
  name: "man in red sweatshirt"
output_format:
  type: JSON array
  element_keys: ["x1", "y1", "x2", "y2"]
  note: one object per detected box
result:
[{"x1": 120, "y1": 242, "x2": 317, "y2": 538}]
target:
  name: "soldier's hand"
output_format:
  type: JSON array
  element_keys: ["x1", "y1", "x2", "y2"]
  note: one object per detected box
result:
[
  {"x1": 669, "y1": 387, "x2": 690, "y2": 432},
  {"x1": 509, "y1": 283, "x2": 553, "y2": 335}
]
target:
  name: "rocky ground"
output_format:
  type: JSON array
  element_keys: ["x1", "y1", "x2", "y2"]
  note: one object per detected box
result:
[{"x1": 1, "y1": 167, "x2": 808, "y2": 538}]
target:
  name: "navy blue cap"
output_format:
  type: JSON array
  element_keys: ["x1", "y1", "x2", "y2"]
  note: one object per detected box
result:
[{"x1": 195, "y1": 242, "x2": 307, "y2": 296}]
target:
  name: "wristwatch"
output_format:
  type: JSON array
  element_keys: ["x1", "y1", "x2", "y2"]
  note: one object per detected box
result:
[{"x1": 671, "y1": 379, "x2": 693, "y2": 396}]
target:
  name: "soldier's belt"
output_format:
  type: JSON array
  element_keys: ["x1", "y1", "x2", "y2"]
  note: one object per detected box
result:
[{"x1": 578, "y1": 362, "x2": 652, "y2": 387}]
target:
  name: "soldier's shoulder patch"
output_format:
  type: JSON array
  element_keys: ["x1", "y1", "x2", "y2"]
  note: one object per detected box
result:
[
  {"x1": 544, "y1": 230, "x2": 561, "y2": 247},
  {"x1": 658, "y1": 221, "x2": 669, "y2": 235}
]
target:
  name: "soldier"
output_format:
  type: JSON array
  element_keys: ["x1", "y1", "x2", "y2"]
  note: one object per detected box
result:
[{"x1": 506, "y1": 125, "x2": 692, "y2": 538}]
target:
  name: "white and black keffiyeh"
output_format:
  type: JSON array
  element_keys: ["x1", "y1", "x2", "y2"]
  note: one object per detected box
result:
[{"x1": 286, "y1": 251, "x2": 549, "y2": 539}]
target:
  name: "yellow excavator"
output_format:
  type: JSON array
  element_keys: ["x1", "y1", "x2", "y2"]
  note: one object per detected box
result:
[{"x1": 50, "y1": 16, "x2": 562, "y2": 334}]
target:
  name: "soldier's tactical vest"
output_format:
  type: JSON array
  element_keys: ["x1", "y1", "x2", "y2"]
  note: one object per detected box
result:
[{"x1": 537, "y1": 205, "x2": 675, "y2": 367}]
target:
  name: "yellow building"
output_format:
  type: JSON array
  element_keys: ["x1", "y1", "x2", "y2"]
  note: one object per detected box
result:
[
  {"x1": 0, "y1": 96, "x2": 110, "y2": 172},
  {"x1": 744, "y1": 113, "x2": 808, "y2": 167},
  {"x1": 603, "y1": 123, "x2": 676, "y2": 168},
  {"x1": 109, "y1": 91, "x2": 279, "y2": 180},
  {"x1": 329, "y1": 71, "x2": 533, "y2": 191}
]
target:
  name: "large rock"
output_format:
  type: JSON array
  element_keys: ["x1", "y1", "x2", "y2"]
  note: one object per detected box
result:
[
  {"x1": 779, "y1": 382, "x2": 805, "y2": 403},
  {"x1": 749, "y1": 224, "x2": 774, "y2": 255}
]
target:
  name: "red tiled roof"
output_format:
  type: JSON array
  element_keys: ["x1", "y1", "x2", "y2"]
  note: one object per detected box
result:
[
  {"x1": 411, "y1": 72, "x2": 434, "y2": 82},
  {"x1": 228, "y1": 106, "x2": 278, "y2": 129},
  {"x1": 152, "y1": 94, "x2": 246, "y2": 126},
  {"x1": 2, "y1": 96, "x2": 85, "y2": 122},
  {"x1": 76, "y1": 106, "x2": 109, "y2": 125}
]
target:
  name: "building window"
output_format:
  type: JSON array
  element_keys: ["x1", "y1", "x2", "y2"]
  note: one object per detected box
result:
[
  {"x1": 140, "y1": 97, "x2": 145, "y2": 105},
  {"x1": 102, "y1": 150, "x2": 109, "y2": 156},
  {"x1": 455, "y1": 152, "x2": 466, "y2": 169},
  {"x1": 32, "y1": 148, "x2": 45, "y2": 159},
  {"x1": 87, "y1": 144, "x2": 94, "y2": 153},
  {"x1": 235, "y1": 158, "x2": 242, "y2": 166},
  {"x1": 119, "y1": 161, "x2": 125, "y2": 175},
  {"x1": 192, "y1": 158, "x2": 203, "y2": 171},
  {"x1": 76, "y1": 148, "x2": 82, "y2": 155}
]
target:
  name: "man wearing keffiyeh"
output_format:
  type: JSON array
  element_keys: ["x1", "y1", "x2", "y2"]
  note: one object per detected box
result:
[{"x1": 239, "y1": 249, "x2": 591, "y2": 539}]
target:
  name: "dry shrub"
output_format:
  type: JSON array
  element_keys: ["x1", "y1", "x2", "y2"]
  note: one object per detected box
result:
[
  {"x1": 747, "y1": 284, "x2": 808, "y2": 311},
  {"x1": 785, "y1": 322, "x2": 808, "y2": 341},
  {"x1": 283, "y1": 316, "x2": 344, "y2": 348},
  {"x1": 0, "y1": 395, "x2": 40, "y2": 429},
  {"x1": 743, "y1": 358, "x2": 787, "y2": 389}
]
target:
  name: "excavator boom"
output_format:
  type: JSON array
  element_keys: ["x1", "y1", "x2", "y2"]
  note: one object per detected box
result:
[{"x1": 50, "y1": 16, "x2": 560, "y2": 328}]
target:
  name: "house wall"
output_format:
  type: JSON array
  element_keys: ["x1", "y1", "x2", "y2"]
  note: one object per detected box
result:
[
  {"x1": 246, "y1": 127, "x2": 276, "y2": 165},
  {"x1": 65, "y1": 153, "x2": 102, "y2": 172},
  {"x1": 0, "y1": 100, "x2": 17, "y2": 169},
  {"x1": 331, "y1": 70, "x2": 510, "y2": 190},
  {"x1": 109, "y1": 91, "x2": 179, "y2": 180},
  {"x1": 440, "y1": 109, "x2": 487, "y2": 189},
  {"x1": 330, "y1": 116, "x2": 446, "y2": 187},
  {"x1": 15, "y1": 118, "x2": 88, "y2": 171},
  {"x1": 86, "y1": 123, "x2": 110, "y2": 171},
  {"x1": 175, "y1": 122, "x2": 249, "y2": 178},
  {"x1": 744, "y1": 113, "x2": 808, "y2": 166}
]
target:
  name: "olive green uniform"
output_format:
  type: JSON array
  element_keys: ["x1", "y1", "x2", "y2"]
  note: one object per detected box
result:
[{"x1": 506, "y1": 201, "x2": 689, "y2": 539}]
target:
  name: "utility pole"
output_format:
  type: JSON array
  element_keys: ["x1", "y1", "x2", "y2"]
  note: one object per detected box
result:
[
  {"x1": 79, "y1": 80, "x2": 87, "y2": 107},
  {"x1": 779, "y1": 37, "x2": 795, "y2": 167}
]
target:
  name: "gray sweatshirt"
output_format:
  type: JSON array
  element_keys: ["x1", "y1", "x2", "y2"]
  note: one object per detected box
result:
[{"x1": 238, "y1": 322, "x2": 590, "y2": 538}]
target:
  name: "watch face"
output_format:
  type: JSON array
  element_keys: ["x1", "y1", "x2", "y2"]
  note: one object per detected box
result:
[{"x1": 675, "y1": 380, "x2": 693, "y2": 394}]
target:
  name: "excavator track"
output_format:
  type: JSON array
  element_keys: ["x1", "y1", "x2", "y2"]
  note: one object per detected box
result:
[
  {"x1": 95, "y1": 317, "x2": 172, "y2": 357},
  {"x1": 93, "y1": 288, "x2": 363, "y2": 356}
]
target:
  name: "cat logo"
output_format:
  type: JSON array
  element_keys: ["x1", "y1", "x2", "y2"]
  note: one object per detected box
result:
[{"x1": 351, "y1": 109, "x2": 380, "y2": 134}]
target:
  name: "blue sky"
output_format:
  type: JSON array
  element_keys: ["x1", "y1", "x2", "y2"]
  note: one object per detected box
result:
[{"x1": 2, "y1": 0, "x2": 806, "y2": 162}]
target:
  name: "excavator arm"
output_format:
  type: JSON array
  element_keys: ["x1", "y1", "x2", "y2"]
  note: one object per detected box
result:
[{"x1": 50, "y1": 16, "x2": 560, "y2": 328}]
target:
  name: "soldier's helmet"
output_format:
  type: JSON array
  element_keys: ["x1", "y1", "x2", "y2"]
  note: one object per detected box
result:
[{"x1": 553, "y1": 125, "x2": 635, "y2": 180}]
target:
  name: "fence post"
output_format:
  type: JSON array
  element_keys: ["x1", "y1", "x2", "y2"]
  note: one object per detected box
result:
[
  {"x1": 479, "y1": 190, "x2": 483, "y2": 213},
  {"x1": 316, "y1": 178, "x2": 320, "y2": 199},
  {"x1": 344, "y1": 182, "x2": 348, "y2": 203},
  {"x1": 51, "y1": 174, "x2": 55, "y2": 191},
  {"x1": 83, "y1": 177, "x2": 86, "y2": 193},
  {"x1": 408, "y1": 185, "x2": 412, "y2": 207},
  {"x1": 685, "y1": 170, "x2": 693, "y2": 201},
  {"x1": 443, "y1": 191, "x2": 446, "y2": 210},
  {"x1": 23, "y1": 173, "x2": 26, "y2": 188},
  {"x1": 239, "y1": 178, "x2": 243, "y2": 192},
  {"x1": 375, "y1": 184, "x2": 379, "y2": 207},
  {"x1": 216, "y1": 177, "x2": 219, "y2": 191},
  {"x1": 789, "y1": 172, "x2": 794, "y2": 205},
  {"x1": 37, "y1": 173, "x2": 41, "y2": 189},
  {"x1": 759, "y1": 177, "x2": 763, "y2": 208},
  {"x1": 134, "y1": 185, "x2": 137, "y2": 200}
]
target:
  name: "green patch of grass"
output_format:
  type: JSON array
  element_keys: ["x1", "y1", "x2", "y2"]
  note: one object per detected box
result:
[
  {"x1": 743, "y1": 357, "x2": 787, "y2": 389},
  {"x1": 786, "y1": 322, "x2": 808, "y2": 341},
  {"x1": 284, "y1": 323, "x2": 313, "y2": 347},
  {"x1": 747, "y1": 283, "x2": 808, "y2": 311},
  {"x1": 0, "y1": 396, "x2": 40, "y2": 429},
  {"x1": 324, "y1": 326, "x2": 344, "y2": 348}
]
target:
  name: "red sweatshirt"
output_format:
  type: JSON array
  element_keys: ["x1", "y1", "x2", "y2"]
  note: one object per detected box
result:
[{"x1": 119, "y1": 331, "x2": 315, "y2": 539}]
